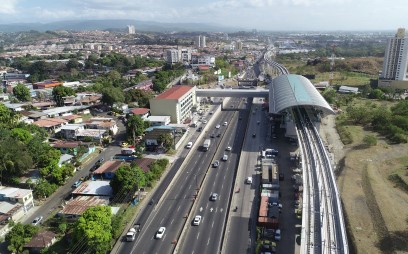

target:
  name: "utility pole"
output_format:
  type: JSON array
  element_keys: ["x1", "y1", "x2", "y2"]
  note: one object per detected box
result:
[{"x1": 329, "y1": 44, "x2": 336, "y2": 86}]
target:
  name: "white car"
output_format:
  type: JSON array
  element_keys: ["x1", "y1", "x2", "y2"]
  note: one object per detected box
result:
[
  {"x1": 222, "y1": 154, "x2": 228, "y2": 161},
  {"x1": 32, "y1": 216, "x2": 43, "y2": 226},
  {"x1": 202, "y1": 120, "x2": 208, "y2": 124},
  {"x1": 215, "y1": 124, "x2": 221, "y2": 129},
  {"x1": 223, "y1": 121, "x2": 228, "y2": 126},
  {"x1": 226, "y1": 146, "x2": 232, "y2": 151},
  {"x1": 186, "y1": 142, "x2": 193, "y2": 149},
  {"x1": 155, "y1": 227, "x2": 166, "y2": 239},
  {"x1": 193, "y1": 215, "x2": 202, "y2": 226}
]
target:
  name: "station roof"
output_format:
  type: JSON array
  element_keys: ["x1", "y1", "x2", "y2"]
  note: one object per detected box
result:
[{"x1": 269, "y1": 74, "x2": 334, "y2": 115}]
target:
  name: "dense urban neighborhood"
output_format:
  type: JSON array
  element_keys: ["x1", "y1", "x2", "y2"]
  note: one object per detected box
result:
[{"x1": 0, "y1": 23, "x2": 408, "y2": 254}]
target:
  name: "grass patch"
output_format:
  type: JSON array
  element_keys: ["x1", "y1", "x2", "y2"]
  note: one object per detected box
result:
[
  {"x1": 388, "y1": 174, "x2": 408, "y2": 194},
  {"x1": 336, "y1": 125, "x2": 353, "y2": 145}
]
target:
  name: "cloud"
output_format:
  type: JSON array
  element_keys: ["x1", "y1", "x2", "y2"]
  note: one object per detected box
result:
[{"x1": 0, "y1": 0, "x2": 19, "y2": 14}]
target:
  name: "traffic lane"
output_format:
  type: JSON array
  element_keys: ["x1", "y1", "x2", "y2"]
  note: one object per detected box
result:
[
  {"x1": 126, "y1": 110, "x2": 230, "y2": 251},
  {"x1": 129, "y1": 153, "x2": 210, "y2": 254},
  {"x1": 119, "y1": 157, "x2": 185, "y2": 254},
  {"x1": 179, "y1": 112, "x2": 240, "y2": 253},
  {"x1": 188, "y1": 128, "x2": 242, "y2": 253},
  {"x1": 224, "y1": 102, "x2": 261, "y2": 254}
]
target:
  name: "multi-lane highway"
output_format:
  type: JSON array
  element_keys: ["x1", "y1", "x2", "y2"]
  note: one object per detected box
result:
[
  {"x1": 176, "y1": 99, "x2": 250, "y2": 254},
  {"x1": 118, "y1": 98, "x2": 249, "y2": 254}
]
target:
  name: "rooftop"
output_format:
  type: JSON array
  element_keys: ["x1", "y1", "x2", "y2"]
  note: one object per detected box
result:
[
  {"x1": 24, "y1": 231, "x2": 56, "y2": 248},
  {"x1": 72, "y1": 180, "x2": 112, "y2": 196},
  {"x1": 94, "y1": 160, "x2": 125, "y2": 174},
  {"x1": 59, "y1": 196, "x2": 109, "y2": 216},
  {"x1": 130, "y1": 108, "x2": 150, "y2": 115},
  {"x1": 155, "y1": 85, "x2": 194, "y2": 100}
]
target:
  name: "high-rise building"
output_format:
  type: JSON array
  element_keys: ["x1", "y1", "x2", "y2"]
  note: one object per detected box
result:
[
  {"x1": 381, "y1": 28, "x2": 408, "y2": 81},
  {"x1": 166, "y1": 49, "x2": 181, "y2": 64},
  {"x1": 236, "y1": 40, "x2": 243, "y2": 50},
  {"x1": 127, "y1": 25, "x2": 136, "y2": 34},
  {"x1": 195, "y1": 35, "x2": 206, "y2": 48}
]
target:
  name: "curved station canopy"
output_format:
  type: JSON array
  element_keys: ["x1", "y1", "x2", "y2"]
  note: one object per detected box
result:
[{"x1": 268, "y1": 74, "x2": 335, "y2": 115}]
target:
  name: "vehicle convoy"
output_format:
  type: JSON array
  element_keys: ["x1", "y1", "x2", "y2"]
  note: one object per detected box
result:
[
  {"x1": 203, "y1": 138, "x2": 211, "y2": 151},
  {"x1": 126, "y1": 224, "x2": 141, "y2": 242}
]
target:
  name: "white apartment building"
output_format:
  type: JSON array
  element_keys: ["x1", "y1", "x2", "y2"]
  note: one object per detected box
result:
[
  {"x1": 195, "y1": 35, "x2": 206, "y2": 48},
  {"x1": 127, "y1": 25, "x2": 136, "y2": 34},
  {"x1": 149, "y1": 86, "x2": 197, "y2": 124},
  {"x1": 166, "y1": 49, "x2": 181, "y2": 64},
  {"x1": 381, "y1": 28, "x2": 408, "y2": 81},
  {"x1": 191, "y1": 54, "x2": 215, "y2": 68}
]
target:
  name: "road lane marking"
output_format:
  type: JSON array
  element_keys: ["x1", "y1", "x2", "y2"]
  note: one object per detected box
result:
[
  {"x1": 171, "y1": 218, "x2": 174, "y2": 225},
  {"x1": 177, "y1": 205, "x2": 181, "y2": 211},
  {"x1": 207, "y1": 238, "x2": 210, "y2": 245},
  {"x1": 212, "y1": 221, "x2": 214, "y2": 228},
  {"x1": 197, "y1": 232, "x2": 200, "y2": 240}
]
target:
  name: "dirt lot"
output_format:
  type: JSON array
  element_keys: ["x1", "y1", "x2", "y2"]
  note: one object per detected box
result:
[{"x1": 320, "y1": 116, "x2": 408, "y2": 254}]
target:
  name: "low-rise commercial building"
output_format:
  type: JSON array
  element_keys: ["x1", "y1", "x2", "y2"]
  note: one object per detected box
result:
[{"x1": 149, "y1": 85, "x2": 197, "y2": 124}]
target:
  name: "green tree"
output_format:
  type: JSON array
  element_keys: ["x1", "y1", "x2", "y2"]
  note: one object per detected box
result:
[
  {"x1": 33, "y1": 179, "x2": 58, "y2": 199},
  {"x1": 158, "y1": 133, "x2": 173, "y2": 150},
  {"x1": 126, "y1": 115, "x2": 149, "y2": 143},
  {"x1": 11, "y1": 128, "x2": 33, "y2": 144},
  {"x1": 73, "y1": 206, "x2": 112, "y2": 254},
  {"x1": 0, "y1": 136, "x2": 34, "y2": 182},
  {"x1": 13, "y1": 83, "x2": 31, "y2": 102},
  {"x1": 101, "y1": 87, "x2": 125, "y2": 105},
  {"x1": 369, "y1": 89, "x2": 385, "y2": 100},
  {"x1": 124, "y1": 89, "x2": 153, "y2": 107},
  {"x1": 52, "y1": 85, "x2": 75, "y2": 106},
  {"x1": 0, "y1": 104, "x2": 20, "y2": 128},
  {"x1": 5, "y1": 223, "x2": 39, "y2": 253},
  {"x1": 109, "y1": 165, "x2": 138, "y2": 195}
]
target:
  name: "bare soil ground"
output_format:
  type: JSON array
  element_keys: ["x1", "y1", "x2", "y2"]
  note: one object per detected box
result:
[{"x1": 320, "y1": 116, "x2": 408, "y2": 254}]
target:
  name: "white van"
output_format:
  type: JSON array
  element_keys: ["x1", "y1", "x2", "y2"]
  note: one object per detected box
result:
[{"x1": 186, "y1": 142, "x2": 193, "y2": 149}]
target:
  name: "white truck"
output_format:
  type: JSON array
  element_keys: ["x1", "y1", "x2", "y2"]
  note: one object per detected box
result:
[{"x1": 203, "y1": 139, "x2": 211, "y2": 151}]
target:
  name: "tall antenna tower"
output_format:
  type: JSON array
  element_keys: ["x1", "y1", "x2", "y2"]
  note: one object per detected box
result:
[{"x1": 329, "y1": 44, "x2": 336, "y2": 85}]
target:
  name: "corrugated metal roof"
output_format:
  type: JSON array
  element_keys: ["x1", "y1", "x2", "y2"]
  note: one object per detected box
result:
[{"x1": 269, "y1": 74, "x2": 334, "y2": 115}]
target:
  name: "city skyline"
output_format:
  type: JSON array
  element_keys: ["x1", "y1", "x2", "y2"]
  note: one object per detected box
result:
[{"x1": 0, "y1": 0, "x2": 407, "y2": 31}]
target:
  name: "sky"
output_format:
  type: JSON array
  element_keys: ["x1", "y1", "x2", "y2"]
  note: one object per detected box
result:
[{"x1": 0, "y1": 0, "x2": 407, "y2": 31}]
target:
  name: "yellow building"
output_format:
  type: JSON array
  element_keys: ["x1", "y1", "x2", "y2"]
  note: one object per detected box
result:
[{"x1": 149, "y1": 86, "x2": 197, "y2": 124}]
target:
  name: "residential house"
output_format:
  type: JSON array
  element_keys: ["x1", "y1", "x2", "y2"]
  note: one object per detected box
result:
[
  {"x1": 62, "y1": 114, "x2": 83, "y2": 124},
  {"x1": 84, "y1": 118, "x2": 118, "y2": 135},
  {"x1": 0, "y1": 187, "x2": 34, "y2": 223},
  {"x1": 58, "y1": 154, "x2": 74, "y2": 167},
  {"x1": 33, "y1": 79, "x2": 62, "y2": 89},
  {"x1": 60, "y1": 124, "x2": 85, "y2": 139},
  {"x1": 57, "y1": 196, "x2": 110, "y2": 219},
  {"x1": 144, "y1": 125, "x2": 175, "y2": 147},
  {"x1": 72, "y1": 180, "x2": 113, "y2": 197},
  {"x1": 24, "y1": 231, "x2": 57, "y2": 253},
  {"x1": 130, "y1": 108, "x2": 150, "y2": 119},
  {"x1": 93, "y1": 160, "x2": 125, "y2": 179},
  {"x1": 33, "y1": 118, "x2": 68, "y2": 133}
]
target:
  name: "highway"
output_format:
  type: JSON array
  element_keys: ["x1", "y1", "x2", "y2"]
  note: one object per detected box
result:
[
  {"x1": 176, "y1": 99, "x2": 250, "y2": 254},
  {"x1": 118, "y1": 98, "x2": 247, "y2": 254},
  {"x1": 222, "y1": 98, "x2": 264, "y2": 254}
]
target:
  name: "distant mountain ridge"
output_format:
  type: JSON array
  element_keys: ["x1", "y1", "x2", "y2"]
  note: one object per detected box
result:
[{"x1": 0, "y1": 19, "x2": 243, "y2": 33}]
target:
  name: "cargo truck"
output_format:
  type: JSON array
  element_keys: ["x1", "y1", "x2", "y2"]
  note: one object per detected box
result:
[{"x1": 203, "y1": 139, "x2": 211, "y2": 151}]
